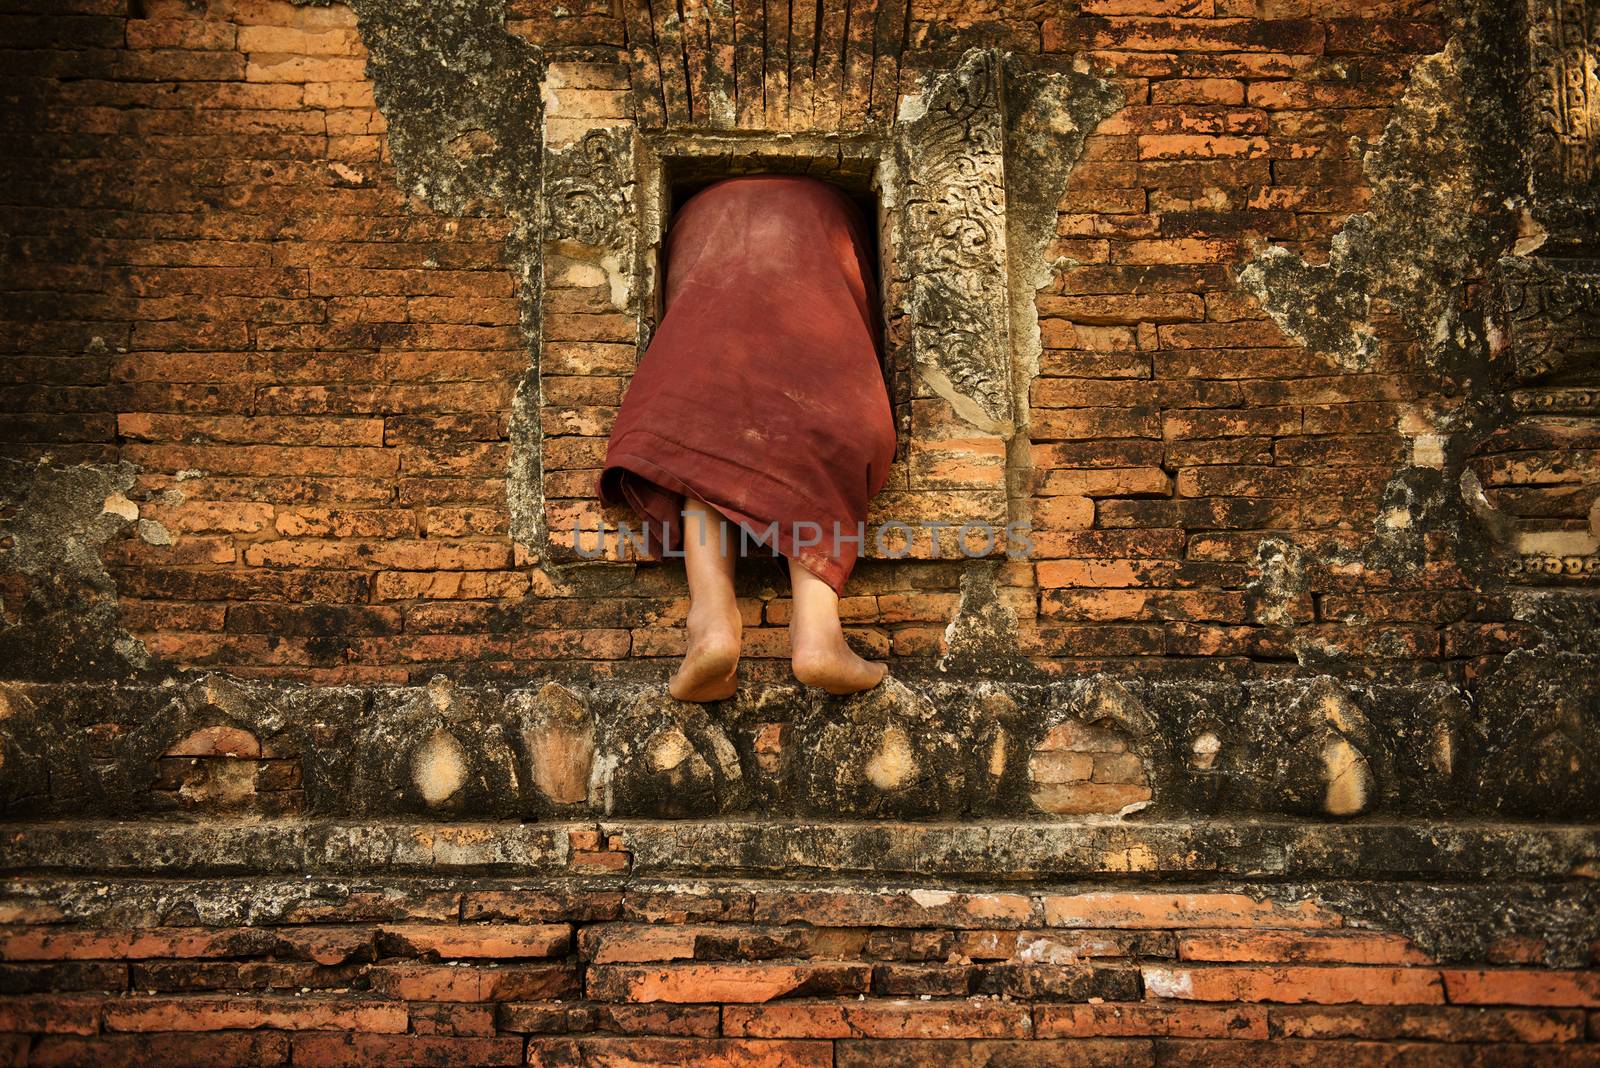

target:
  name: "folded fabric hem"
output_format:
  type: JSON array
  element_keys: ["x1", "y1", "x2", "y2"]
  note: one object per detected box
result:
[{"x1": 597, "y1": 436, "x2": 854, "y2": 593}]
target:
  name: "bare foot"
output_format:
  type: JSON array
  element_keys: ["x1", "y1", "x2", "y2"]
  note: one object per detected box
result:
[
  {"x1": 670, "y1": 605, "x2": 741, "y2": 702},
  {"x1": 790, "y1": 631, "x2": 888, "y2": 695}
]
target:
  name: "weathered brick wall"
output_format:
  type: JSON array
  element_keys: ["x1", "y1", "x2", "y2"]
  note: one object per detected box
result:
[
  {"x1": 3, "y1": 0, "x2": 1598, "y2": 1059},
  {"x1": 0, "y1": 824, "x2": 1597, "y2": 1064},
  {"x1": 4, "y1": 0, "x2": 1592, "y2": 686},
  {"x1": 4, "y1": 0, "x2": 531, "y2": 684},
  {"x1": 3, "y1": 890, "x2": 1596, "y2": 1067}
]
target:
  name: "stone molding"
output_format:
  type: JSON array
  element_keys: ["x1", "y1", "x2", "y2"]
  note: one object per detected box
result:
[{"x1": 3, "y1": 657, "x2": 1596, "y2": 822}]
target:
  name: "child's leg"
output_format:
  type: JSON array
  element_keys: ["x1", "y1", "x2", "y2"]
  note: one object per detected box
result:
[
  {"x1": 787, "y1": 557, "x2": 887, "y2": 695},
  {"x1": 670, "y1": 495, "x2": 742, "y2": 702}
]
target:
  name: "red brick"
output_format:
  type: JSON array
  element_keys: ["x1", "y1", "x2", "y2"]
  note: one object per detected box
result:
[
  {"x1": 0, "y1": 927, "x2": 265, "y2": 961},
  {"x1": 241, "y1": 539, "x2": 512, "y2": 570},
  {"x1": 724, "y1": 999, "x2": 1032, "y2": 1038},
  {"x1": 1037, "y1": 293, "x2": 1204, "y2": 324},
  {"x1": 408, "y1": 1002, "x2": 497, "y2": 1036},
  {"x1": 1269, "y1": 1004, "x2": 1585, "y2": 1043},
  {"x1": 748, "y1": 888, "x2": 1036, "y2": 928},
  {"x1": 1142, "y1": 964, "x2": 1445, "y2": 1005},
  {"x1": 0, "y1": 993, "x2": 103, "y2": 1035},
  {"x1": 1032, "y1": 408, "x2": 1159, "y2": 442},
  {"x1": 527, "y1": 1038, "x2": 833, "y2": 1068},
  {"x1": 29, "y1": 1032, "x2": 291, "y2": 1068},
  {"x1": 871, "y1": 963, "x2": 978, "y2": 997},
  {"x1": 101, "y1": 994, "x2": 408, "y2": 1032},
  {"x1": 1149, "y1": 1039, "x2": 1598, "y2": 1068},
  {"x1": 1049, "y1": 895, "x2": 1337, "y2": 933},
  {"x1": 365, "y1": 962, "x2": 579, "y2": 1001},
  {"x1": 1036, "y1": 1003, "x2": 1267, "y2": 1038},
  {"x1": 1177, "y1": 930, "x2": 1430, "y2": 965},
  {"x1": 494, "y1": 1001, "x2": 593, "y2": 1033},
  {"x1": 290, "y1": 1034, "x2": 523, "y2": 1067},
  {"x1": 1041, "y1": 589, "x2": 1248, "y2": 623},
  {"x1": 571, "y1": 850, "x2": 632, "y2": 872},
  {"x1": 595, "y1": 1003, "x2": 722, "y2": 1037},
  {"x1": 586, "y1": 962, "x2": 871, "y2": 1003},
  {"x1": 835, "y1": 1038, "x2": 1153, "y2": 1067},
  {"x1": 1441, "y1": 970, "x2": 1600, "y2": 1008},
  {"x1": 581, "y1": 925, "x2": 699, "y2": 964},
  {"x1": 1151, "y1": 77, "x2": 1244, "y2": 104},
  {"x1": 375, "y1": 924, "x2": 570, "y2": 959},
  {"x1": 950, "y1": 929, "x2": 1174, "y2": 961}
]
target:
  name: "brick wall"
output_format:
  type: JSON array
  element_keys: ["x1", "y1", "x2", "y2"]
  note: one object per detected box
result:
[
  {"x1": 4, "y1": 0, "x2": 528, "y2": 683},
  {"x1": 4, "y1": 0, "x2": 1598, "y2": 1058},
  {"x1": 7, "y1": 0, "x2": 1587, "y2": 686},
  {"x1": 2, "y1": 857, "x2": 1598, "y2": 1065}
]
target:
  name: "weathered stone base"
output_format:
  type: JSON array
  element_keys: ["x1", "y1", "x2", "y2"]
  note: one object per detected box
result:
[
  {"x1": 1, "y1": 820, "x2": 1597, "y2": 1064},
  {"x1": 6, "y1": 656, "x2": 1598, "y2": 824}
]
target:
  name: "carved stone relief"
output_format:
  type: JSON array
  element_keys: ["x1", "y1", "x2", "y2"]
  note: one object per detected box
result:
[
  {"x1": 1476, "y1": 259, "x2": 1600, "y2": 580},
  {"x1": 542, "y1": 127, "x2": 638, "y2": 253},
  {"x1": 1493, "y1": 256, "x2": 1600, "y2": 388},
  {"x1": 893, "y1": 49, "x2": 1015, "y2": 436},
  {"x1": 1528, "y1": 0, "x2": 1600, "y2": 195},
  {"x1": 1461, "y1": 7, "x2": 1600, "y2": 583}
]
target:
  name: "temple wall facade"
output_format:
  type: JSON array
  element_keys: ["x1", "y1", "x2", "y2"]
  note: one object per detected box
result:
[{"x1": 0, "y1": 0, "x2": 1597, "y2": 1061}]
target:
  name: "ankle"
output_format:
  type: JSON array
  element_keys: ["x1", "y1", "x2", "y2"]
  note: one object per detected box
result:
[
  {"x1": 687, "y1": 599, "x2": 741, "y2": 643},
  {"x1": 788, "y1": 614, "x2": 843, "y2": 655}
]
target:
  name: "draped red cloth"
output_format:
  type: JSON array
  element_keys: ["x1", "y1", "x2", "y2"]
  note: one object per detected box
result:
[{"x1": 597, "y1": 175, "x2": 896, "y2": 593}]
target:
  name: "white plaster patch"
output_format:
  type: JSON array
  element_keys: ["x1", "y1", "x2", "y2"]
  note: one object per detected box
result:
[
  {"x1": 1431, "y1": 310, "x2": 1454, "y2": 347},
  {"x1": 101, "y1": 493, "x2": 138, "y2": 522},
  {"x1": 1432, "y1": 719, "x2": 1455, "y2": 778},
  {"x1": 591, "y1": 751, "x2": 619, "y2": 816},
  {"x1": 646, "y1": 728, "x2": 693, "y2": 773},
  {"x1": 1319, "y1": 690, "x2": 1365, "y2": 738},
  {"x1": 918, "y1": 365, "x2": 1012, "y2": 437},
  {"x1": 1515, "y1": 530, "x2": 1600, "y2": 557},
  {"x1": 864, "y1": 725, "x2": 917, "y2": 792},
  {"x1": 986, "y1": 729, "x2": 1008, "y2": 778},
  {"x1": 112, "y1": 635, "x2": 150, "y2": 669},
  {"x1": 1017, "y1": 936, "x2": 1079, "y2": 964},
  {"x1": 1142, "y1": 968, "x2": 1193, "y2": 999},
  {"x1": 540, "y1": 63, "x2": 568, "y2": 115},
  {"x1": 705, "y1": 89, "x2": 735, "y2": 127},
  {"x1": 1381, "y1": 506, "x2": 1414, "y2": 531},
  {"x1": 896, "y1": 91, "x2": 928, "y2": 124},
  {"x1": 599, "y1": 252, "x2": 629, "y2": 310},
  {"x1": 1321, "y1": 735, "x2": 1371, "y2": 817},
  {"x1": 411, "y1": 728, "x2": 469, "y2": 807},
  {"x1": 560, "y1": 262, "x2": 608, "y2": 288},
  {"x1": 1410, "y1": 433, "x2": 1447, "y2": 469}
]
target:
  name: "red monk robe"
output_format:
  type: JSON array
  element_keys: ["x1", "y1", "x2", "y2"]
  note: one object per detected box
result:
[{"x1": 597, "y1": 174, "x2": 897, "y2": 593}]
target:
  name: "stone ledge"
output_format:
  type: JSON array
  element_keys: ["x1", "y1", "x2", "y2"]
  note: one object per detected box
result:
[
  {"x1": 5, "y1": 655, "x2": 1598, "y2": 822},
  {"x1": 1, "y1": 852, "x2": 1597, "y2": 967},
  {"x1": 3, "y1": 819, "x2": 1597, "y2": 881}
]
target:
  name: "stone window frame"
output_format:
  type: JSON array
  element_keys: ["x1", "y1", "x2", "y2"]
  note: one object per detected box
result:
[{"x1": 531, "y1": 49, "x2": 1113, "y2": 574}]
